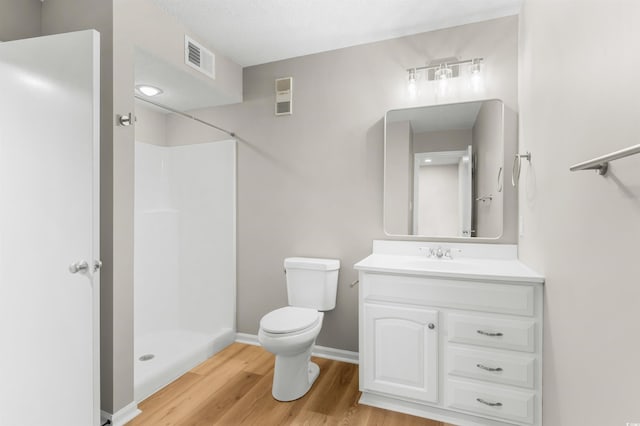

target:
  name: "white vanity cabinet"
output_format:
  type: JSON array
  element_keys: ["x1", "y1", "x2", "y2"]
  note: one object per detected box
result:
[{"x1": 355, "y1": 241, "x2": 544, "y2": 426}]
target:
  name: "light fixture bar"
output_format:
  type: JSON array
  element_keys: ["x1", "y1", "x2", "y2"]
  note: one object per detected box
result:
[{"x1": 406, "y1": 57, "x2": 483, "y2": 73}]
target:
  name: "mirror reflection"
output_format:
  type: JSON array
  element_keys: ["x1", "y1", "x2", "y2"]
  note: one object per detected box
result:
[{"x1": 384, "y1": 99, "x2": 505, "y2": 238}]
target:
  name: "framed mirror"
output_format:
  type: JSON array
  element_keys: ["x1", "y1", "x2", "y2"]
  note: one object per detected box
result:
[{"x1": 384, "y1": 99, "x2": 516, "y2": 239}]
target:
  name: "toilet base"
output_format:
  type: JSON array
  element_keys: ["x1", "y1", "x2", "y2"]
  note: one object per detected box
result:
[
  {"x1": 272, "y1": 346, "x2": 320, "y2": 401},
  {"x1": 308, "y1": 361, "x2": 320, "y2": 385}
]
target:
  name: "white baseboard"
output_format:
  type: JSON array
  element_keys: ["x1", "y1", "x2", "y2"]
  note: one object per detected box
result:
[
  {"x1": 235, "y1": 332, "x2": 260, "y2": 346},
  {"x1": 235, "y1": 332, "x2": 359, "y2": 364},
  {"x1": 100, "y1": 401, "x2": 141, "y2": 426},
  {"x1": 312, "y1": 345, "x2": 359, "y2": 364}
]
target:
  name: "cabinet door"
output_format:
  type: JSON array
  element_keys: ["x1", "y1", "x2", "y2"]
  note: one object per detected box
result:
[{"x1": 363, "y1": 303, "x2": 439, "y2": 403}]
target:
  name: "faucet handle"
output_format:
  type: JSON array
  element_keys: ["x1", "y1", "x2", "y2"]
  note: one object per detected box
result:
[
  {"x1": 420, "y1": 246, "x2": 458, "y2": 259},
  {"x1": 419, "y1": 246, "x2": 434, "y2": 258},
  {"x1": 445, "y1": 248, "x2": 463, "y2": 259}
]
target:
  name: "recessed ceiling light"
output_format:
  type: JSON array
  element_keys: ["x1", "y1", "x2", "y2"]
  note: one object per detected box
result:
[
  {"x1": 136, "y1": 84, "x2": 163, "y2": 97},
  {"x1": 424, "y1": 158, "x2": 432, "y2": 163}
]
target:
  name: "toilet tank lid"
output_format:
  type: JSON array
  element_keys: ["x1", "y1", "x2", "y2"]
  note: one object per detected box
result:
[{"x1": 284, "y1": 257, "x2": 340, "y2": 271}]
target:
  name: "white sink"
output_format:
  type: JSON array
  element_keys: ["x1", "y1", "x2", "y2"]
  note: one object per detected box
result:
[
  {"x1": 354, "y1": 241, "x2": 543, "y2": 283},
  {"x1": 373, "y1": 255, "x2": 476, "y2": 272}
]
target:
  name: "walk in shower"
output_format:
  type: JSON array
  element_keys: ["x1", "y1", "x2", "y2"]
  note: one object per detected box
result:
[{"x1": 133, "y1": 102, "x2": 236, "y2": 402}]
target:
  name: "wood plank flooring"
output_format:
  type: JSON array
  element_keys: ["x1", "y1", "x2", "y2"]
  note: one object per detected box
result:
[{"x1": 127, "y1": 343, "x2": 455, "y2": 426}]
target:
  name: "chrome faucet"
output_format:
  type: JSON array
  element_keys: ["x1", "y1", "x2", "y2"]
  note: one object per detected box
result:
[{"x1": 427, "y1": 247, "x2": 452, "y2": 259}]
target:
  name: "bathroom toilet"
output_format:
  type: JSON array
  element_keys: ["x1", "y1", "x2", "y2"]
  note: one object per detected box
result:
[{"x1": 258, "y1": 257, "x2": 340, "y2": 401}]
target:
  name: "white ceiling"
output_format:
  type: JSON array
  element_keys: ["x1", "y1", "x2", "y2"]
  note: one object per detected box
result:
[{"x1": 150, "y1": 0, "x2": 523, "y2": 67}]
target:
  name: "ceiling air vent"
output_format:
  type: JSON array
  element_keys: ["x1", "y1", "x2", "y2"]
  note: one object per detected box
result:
[{"x1": 184, "y1": 35, "x2": 215, "y2": 79}]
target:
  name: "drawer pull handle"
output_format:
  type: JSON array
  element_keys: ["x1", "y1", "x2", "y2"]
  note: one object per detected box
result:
[
  {"x1": 477, "y1": 330, "x2": 503, "y2": 337},
  {"x1": 476, "y1": 398, "x2": 503, "y2": 407},
  {"x1": 476, "y1": 363, "x2": 503, "y2": 372}
]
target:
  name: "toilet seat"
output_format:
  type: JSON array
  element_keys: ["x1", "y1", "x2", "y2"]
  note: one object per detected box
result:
[{"x1": 260, "y1": 306, "x2": 320, "y2": 335}]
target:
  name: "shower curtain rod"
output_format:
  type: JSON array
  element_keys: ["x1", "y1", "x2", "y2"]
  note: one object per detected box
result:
[{"x1": 134, "y1": 95, "x2": 236, "y2": 138}]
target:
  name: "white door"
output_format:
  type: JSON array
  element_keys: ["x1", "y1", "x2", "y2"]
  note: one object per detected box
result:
[
  {"x1": 363, "y1": 303, "x2": 439, "y2": 403},
  {"x1": 0, "y1": 31, "x2": 100, "y2": 426}
]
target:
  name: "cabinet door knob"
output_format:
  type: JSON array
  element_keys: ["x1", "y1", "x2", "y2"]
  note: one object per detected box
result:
[{"x1": 428, "y1": 323, "x2": 435, "y2": 330}]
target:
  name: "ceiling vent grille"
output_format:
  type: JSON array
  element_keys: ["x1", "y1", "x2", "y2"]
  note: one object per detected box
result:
[
  {"x1": 184, "y1": 35, "x2": 215, "y2": 79},
  {"x1": 275, "y1": 77, "x2": 293, "y2": 116}
]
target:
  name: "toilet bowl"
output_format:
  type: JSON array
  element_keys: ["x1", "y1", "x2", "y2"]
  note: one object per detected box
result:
[
  {"x1": 258, "y1": 257, "x2": 340, "y2": 401},
  {"x1": 258, "y1": 307, "x2": 324, "y2": 401}
]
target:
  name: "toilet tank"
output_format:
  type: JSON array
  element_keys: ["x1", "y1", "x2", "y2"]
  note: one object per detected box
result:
[{"x1": 284, "y1": 257, "x2": 340, "y2": 311}]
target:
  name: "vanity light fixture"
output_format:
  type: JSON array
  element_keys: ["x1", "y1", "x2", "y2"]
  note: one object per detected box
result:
[
  {"x1": 406, "y1": 57, "x2": 483, "y2": 92},
  {"x1": 408, "y1": 68, "x2": 417, "y2": 98},
  {"x1": 135, "y1": 84, "x2": 164, "y2": 97},
  {"x1": 434, "y1": 64, "x2": 453, "y2": 81},
  {"x1": 469, "y1": 58, "x2": 483, "y2": 92},
  {"x1": 470, "y1": 58, "x2": 482, "y2": 75}
]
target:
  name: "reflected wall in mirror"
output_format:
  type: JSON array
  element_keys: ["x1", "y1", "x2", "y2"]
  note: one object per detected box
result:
[{"x1": 385, "y1": 99, "x2": 510, "y2": 239}]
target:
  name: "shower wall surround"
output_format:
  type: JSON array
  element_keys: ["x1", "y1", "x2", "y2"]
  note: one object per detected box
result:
[{"x1": 134, "y1": 139, "x2": 236, "y2": 401}]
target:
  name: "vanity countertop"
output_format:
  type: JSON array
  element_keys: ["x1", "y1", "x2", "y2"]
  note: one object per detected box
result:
[
  {"x1": 355, "y1": 254, "x2": 543, "y2": 283},
  {"x1": 355, "y1": 240, "x2": 544, "y2": 284}
]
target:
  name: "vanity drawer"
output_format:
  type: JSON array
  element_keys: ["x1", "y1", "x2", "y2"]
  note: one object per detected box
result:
[
  {"x1": 363, "y1": 273, "x2": 535, "y2": 316},
  {"x1": 447, "y1": 346, "x2": 536, "y2": 389},
  {"x1": 446, "y1": 379, "x2": 535, "y2": 424},
  {"x1": 448, "y1": 314, "x2": 536, "y2": 352}
]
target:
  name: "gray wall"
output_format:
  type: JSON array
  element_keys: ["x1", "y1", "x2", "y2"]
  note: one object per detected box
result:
[
  {"x1": 0, "y1": 0, "x2": 41, "y2": 41},
  {"x1": 519, "y1": 1, "x2": 640, "y2": 424},
  {"x1": 166, "y1": 16, "x2": 519, "y2": 351},
  {"x1": 385, "y1": 121, "x2": 413, "y2": 234},
  {"x1": 472, "y1": 101, "x2": 503, "y2": 237}
]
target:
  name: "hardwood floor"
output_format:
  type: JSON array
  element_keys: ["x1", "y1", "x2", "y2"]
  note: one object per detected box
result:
[{"x1": 127, "y1": 342, "x2": 454, "y2": 426}]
